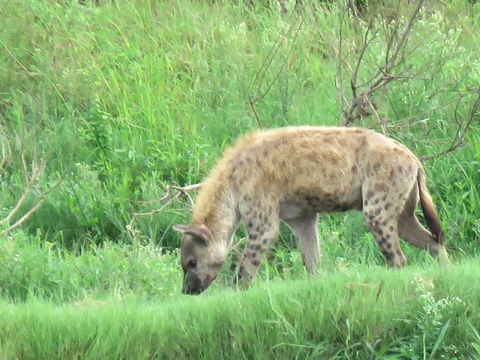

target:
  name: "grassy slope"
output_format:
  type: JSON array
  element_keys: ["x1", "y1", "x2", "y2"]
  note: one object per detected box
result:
[{"x1": 1, "y1": 260, "x2": 480, "y2": 359}]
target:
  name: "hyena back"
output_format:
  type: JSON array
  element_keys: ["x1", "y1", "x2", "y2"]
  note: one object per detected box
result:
[{"x1": 174, "y1": 126, "x2": 448, "y2": 295}]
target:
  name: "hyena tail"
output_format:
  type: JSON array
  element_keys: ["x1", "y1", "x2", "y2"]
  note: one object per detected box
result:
[{"x1": 417, "y1": 166, "x2": 445, "y2": 245}]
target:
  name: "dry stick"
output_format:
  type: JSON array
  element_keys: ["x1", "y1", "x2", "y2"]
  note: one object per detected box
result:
[
  {"x1": 350, "y1": 18, "x2": 375, "y2": 99},
  {"x1": 248, "y1": 16, "x2": 303, "y2": 126},
  {"x1": 421, "y1": 92, "x2": 480, "y2": 161},
  {"x1": 250, "y1": 17, "x2": 302, "y2": 102},
  {"x1": 254, "y1": 18, "x2": 303, "y2": 103},
  {"x1": 1, "y1": 163, "x2": 43, "y2": 225},
  {"x1": 249, "y1": 95, "x2": 262, "y2": 128},
  {"x1": 336, "y1": 5, "x2": 347, "y2": 114},
  {"x1": 132, "y1": 192, "x2": 181, "y2": 219},
  {"x1": 170, "y1": 183, "x2": 201, "y2": 207},
  {"x1": 367, "y1": 0, "x2": 424, "y2": 94},
  {"x1": 0, "y1": 178, "x2": 63, "y2": 235},
  {"x1": 343, "y1": 0, "x2": 425, "y2": 125},
  {"x1": 386, "y1": 0, "x2": 424, "y2": 74},
  {"x1": 383, "y1": 1, "x2": 402, "y2": 65},
  {"x1": 126, "y1": 183, "x2": 202, "y2": 238},
  {"x1": 247, "y1": 19, "x2": 292, "y2": 98},
  {"x1": 368, "y1": 100, "x2": 386, "y2": 134},
  {"x1": 132, "y1": 183, "x2": 202, "y2": 218},
  {"x1": 170, "y1": 183, "x2": 202, "y2": 192}
]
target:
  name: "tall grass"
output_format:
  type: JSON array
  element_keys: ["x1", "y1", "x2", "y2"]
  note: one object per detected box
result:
[
  {"x1": 1, "y1": 0, "x2": 477, "y2": 250},
  {"x1": 1, "y1": 260, "x2": 480, "y2": 359}
]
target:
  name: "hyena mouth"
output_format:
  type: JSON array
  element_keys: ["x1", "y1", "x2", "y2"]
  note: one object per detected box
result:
[
  {"x1": 183, "y1": 275, "x2": 217, "y2": 295},
  {"x1": 183, "y1": 284, "x2": 202, "y2": 295},
  {"x1": 182, "y1": 273, "x2": 206, "y2": 295}
]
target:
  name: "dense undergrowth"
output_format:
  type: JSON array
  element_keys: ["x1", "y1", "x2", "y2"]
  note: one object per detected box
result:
[
  {"x1": 0, "y1": 0, "x2": 479, "y2": 358},
  {"x1": 0, "y1": 0, "x2": 478, "y2": 249}
]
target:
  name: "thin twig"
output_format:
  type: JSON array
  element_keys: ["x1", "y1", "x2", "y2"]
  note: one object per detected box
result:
[
  {"x1": 1, "y1": 163, "x2": 43, "y2": 225},
  {"x1": 248, "y1": 16, "x2": 303, "y2": 126},
  {"x1": 341, "y1": 0, "x2": 426, "y2": 125},
  {"x1": 421, "y1": 92, "x2": 480, "y2": 161},
  {"x1": 247, "y1": 18, "x2": 294, "y2": 98},
  {"x1": 337, "y1": 4, "x2": 347, "y2": 115},
  {"x1": 385, "y1": 0, "x2": 424, "y2": 73},
  {"x1": 249, "y1": 95, "x2": 262, "y2": 127},
  {"x1": 126, "y1": 182, "x2": 202, "y2": 240},
  {"x1": 254, "y1": 18, "x2": 303, "y2": 103},
  {"x1": 0, "y1": 178, "x2": 63, "y2": 235},
  {"x1": 351, "y1": 18, "x2": 375, "y2": 99}
]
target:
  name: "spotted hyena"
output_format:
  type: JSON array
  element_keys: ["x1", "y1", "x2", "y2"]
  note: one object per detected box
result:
[{"x1": 174, "y1": 126, "x2": 448, "y2": 295}]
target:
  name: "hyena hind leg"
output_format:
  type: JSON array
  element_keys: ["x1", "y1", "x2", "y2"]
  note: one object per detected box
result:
[
  {"x1": 365, "y1": 216, "x2": 407, "y2": 267},
  {"x1": 363, "y1": 188, "x2": 409, "y2": 267},
  {"x1": 398, "y1": 215, "x2": 448, "y2": 261},
  {"x1": 398, "y1": 185, "x2": 449, "y2": 263},
  {"x1": 284, "y1": 214, "x2": 320, "y2": 275}
]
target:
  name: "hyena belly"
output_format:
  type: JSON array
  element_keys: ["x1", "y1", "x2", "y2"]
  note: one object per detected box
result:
[
  {"x1": 238, "y1": 154, "x2": 365, "y2": 281},
  {"x1": 279, "y1": 186, "x2": 363, "y2": 220}
]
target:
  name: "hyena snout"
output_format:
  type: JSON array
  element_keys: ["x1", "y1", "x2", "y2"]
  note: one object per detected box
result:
[
  {"x1": 182, "y1": 271, "x2": 216, "y2": 295},
  {"x1": 182, "y1": 272, "x2": 203, "y2": 295}
]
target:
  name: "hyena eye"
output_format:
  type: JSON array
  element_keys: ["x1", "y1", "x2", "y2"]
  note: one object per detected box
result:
[{"x1": 188, "y1": 259, "x2": 197, "y2": 268}]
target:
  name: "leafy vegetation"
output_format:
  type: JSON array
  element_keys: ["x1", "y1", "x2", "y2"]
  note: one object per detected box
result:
[{"x1": 0, "y1": 0, "x2": 479, "y2": 358}]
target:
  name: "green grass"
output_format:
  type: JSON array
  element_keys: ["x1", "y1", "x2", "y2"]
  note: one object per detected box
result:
[
  {"x1": 0, "y1": 232, "x2": 182, "y2": 303},
  {"x1": 1, "y1": 260, "x2": 480, "y2": 359},
  {"x1": 0, "y1": 0, "x2": 479, "y2": 358}
]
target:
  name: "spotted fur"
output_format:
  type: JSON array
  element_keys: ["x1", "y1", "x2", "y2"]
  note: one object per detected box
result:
[{"x1": 174, "y1": 126, "x2": 449, "y2": 294}]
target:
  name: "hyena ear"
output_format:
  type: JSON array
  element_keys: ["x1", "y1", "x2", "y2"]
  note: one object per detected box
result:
[{"x1": 173, "y1": 224, "x2": 213, "y2": 246}]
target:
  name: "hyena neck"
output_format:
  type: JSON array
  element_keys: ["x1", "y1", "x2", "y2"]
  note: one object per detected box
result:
[{"x1": 191, "y1": 179, "x2": 238, "y2": 247}]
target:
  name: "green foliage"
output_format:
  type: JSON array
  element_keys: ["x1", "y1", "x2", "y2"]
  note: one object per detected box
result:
[
  {"x1": 0, "y1": 231, "x2": 181, "y2": 302},
  {"x1": 0, "y1": 0, "x2": 478, "y2": 250}
]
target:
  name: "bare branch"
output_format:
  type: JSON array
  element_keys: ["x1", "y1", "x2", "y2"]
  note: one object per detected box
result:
[
  {"x1": 247, "y1": 18, "x2": 295, "y2": 99},
  {"x1": 255, "y1": 19, "x2": 303, "y2": 103},
  {"x1": 421, "y1": 91, "x2": 480, "y2": 161},
  {"x1": 249, "y1": 95, "x2": 262, "y2": 127},
  {"x1": 1, "y1": 162, "x2": 44, "y2": 225},
  {"x1": 170, "y1": 183, "x2": 202, "y2": 207},
  {"x1": 351, "y1": 18, "x2": 375, "y2": 99},
  {"x1": 0, "y1": 126, "x2": 65, "y2": 236},
  {"x1": 385, "y1": 0, "x2": 424, "y2": 73},
  {"x1": 248, "y1": 16, "x2": 303, "y2": 126},
  {"x1": 0, "y1": 178, "x2": 63, "y2": 236},
  {"x1": 340, "y1": 0, "x2": 426, "y2": 126},
  {"x1": 126, "y1": 183, "x2": 202, "y2": 241},
  {"x1": 336, "y1": 4, "x2": 348, "y2": 113}
]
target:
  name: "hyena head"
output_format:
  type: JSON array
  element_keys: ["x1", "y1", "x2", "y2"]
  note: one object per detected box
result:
[{"x1": 173, "y1": 224, "x2": 227, "y2": 295}]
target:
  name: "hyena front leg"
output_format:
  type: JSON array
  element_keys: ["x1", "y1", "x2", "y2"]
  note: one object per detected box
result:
[
  {"x1": 284, "y1": 214, "x2": 320, "y2": 274},
  {"x1": 236, "y1": 205, "x2": 279, "y2": 287}
]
